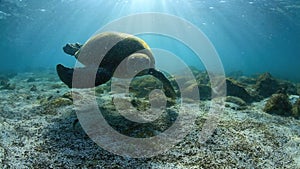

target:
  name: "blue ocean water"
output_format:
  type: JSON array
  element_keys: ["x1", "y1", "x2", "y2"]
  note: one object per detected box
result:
[{"x1": 0, "y1": 0, "x2": 299, "y2": 81}]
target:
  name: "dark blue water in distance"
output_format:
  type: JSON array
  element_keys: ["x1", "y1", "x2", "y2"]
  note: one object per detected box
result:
[{"x1": 0, "y1": 0, "x2": 299, "y2": 81}]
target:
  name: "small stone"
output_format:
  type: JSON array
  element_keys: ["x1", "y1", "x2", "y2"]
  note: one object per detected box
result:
[
  {"x1": 27, "y1": 77, "x2": 35, "y2": 82},
  {"x1": 226, "y1": 78, "x2": 253, "y2": 103},
  {"x1": 30, "y1": 85, "x2": 37, "y2": 91},
  {"x1": 0, "y1": 76, "x2": 9, "y2": 86}
]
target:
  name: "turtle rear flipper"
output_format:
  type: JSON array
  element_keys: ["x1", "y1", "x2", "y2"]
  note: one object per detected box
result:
[
  {"x1": 56, "y1": 64, "x2": 112, "y2": 88},
  {"x1": 57, "y1": 64, "x2": 73, "y2": 88}
]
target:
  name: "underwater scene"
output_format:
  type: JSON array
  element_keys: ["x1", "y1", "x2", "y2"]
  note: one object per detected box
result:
[{"x1": 1, "y1": 0, "x2": 300, "y2": 168}]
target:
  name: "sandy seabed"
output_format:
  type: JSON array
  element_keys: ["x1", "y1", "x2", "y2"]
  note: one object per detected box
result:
[{"x1": 0, "y1": 70, "x2": 300, "y2": 169}]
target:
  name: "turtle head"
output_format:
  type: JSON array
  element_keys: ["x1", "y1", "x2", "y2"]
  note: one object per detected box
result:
[{"x1": 126, "y1": 53, "x2": 151, "y2": 76}]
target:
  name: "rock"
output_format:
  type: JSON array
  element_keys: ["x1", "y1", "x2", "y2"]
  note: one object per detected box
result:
[
  {"x1": 101, "y1": 97, "x2": 177, "y2": 138},
  {"x1": 62, "y1": 92, "x2": 73, "y2": 100},
  {"x1": 130, "y1": 75, "x2": 163, "y2": 98},
  {"x1": 225, "y1": 96, "x2": 247, "y2": 110},
  {"x1": 0, "y1": 83, "x2": 16, "y2": 90},
  {"x1": 225, "y1": 96, "x2": 247, "y2": 107},
  {"x1": 289, "y1": 95, "x2": 300, "y2": 105},
  {"x1": 30, "y1": 85, "x2": 37, "y2": 91},
  {"x1": 263, "y1": 93, "x2": 293, "y2": 117},
  {"x1": 50, "y1": 97, "x2": 73, "y2": 108},
  {"x1": 292, "y1": 99, "x2": 300, "y2": 119},
  {"x1": 238, "y1": 76, "x2": 257, "y2": 85},
  {"x1": 149, "y1": 89, "x2": 167, "y2": 109},
  {"x1": 188, "y1": 66, "x2": 202, "y2": 76},
  {"x1": 95, "y1": 82, "x2": 110, "y2": 94},
  {"x1": 27, "y1": 77, "x2": 35, "y2": 82},
  {"x1": 40, "y1": 97, "x2": 73, "y2": 115},
  {"x1": 226, "y1": 78, "x2": 253, "y2": 103},
  {"x1": 182, "y1": 83, "x2": 199, "y2": 100},
  {"x1": 5, "y1": 72, "x2": 17, "y2": 78},
  {"x1": 255, "y1": 73, "x2": 280, "y2": 98},
  {"x1": 199, "y1": 84, "x2": 212, "y2": 100},
  {"x1": 131, "y1": 98, "x2": 149, "y2": 111},
  {"x1": 297, "y1": 84, "x2": 300, "y2": 95},
  {"x1": 278, "y1": 81, "x2": 298, "y2": 95},
  {"x1": 227, "y1": 70, "x2": 243, "y2": 79},
  {"x1": 181, "y1": 82, "x2": 211, "y2": 101},
  {"x1": 50, "y1": 83, "x2": 64, "y2": 89},
  {"x1": 196, "y1": 71, "x2": 210, "y2": 85},
  {"x1": 0, "y1": 76, "x2": 9, "y2": 86}
]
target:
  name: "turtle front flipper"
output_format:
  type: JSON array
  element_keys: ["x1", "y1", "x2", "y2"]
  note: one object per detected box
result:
[
  {"x1": 63, "y1": 43, "x2": 83, "y2": 56},
  {"x1": 143, "y1": 68, "x2": 177, "y2": 99},
  {"x1": 56, "y1": 64, "x2": 112, "y2": 88}
]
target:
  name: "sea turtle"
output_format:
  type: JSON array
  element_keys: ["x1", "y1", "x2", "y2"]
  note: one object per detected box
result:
[{"x1": 56, "y1": 32, "x2": 176, "y2": 99}]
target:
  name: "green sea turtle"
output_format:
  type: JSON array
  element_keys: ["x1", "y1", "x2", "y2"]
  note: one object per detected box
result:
[{"x1": 56, "y1": 32, "x2": 176, "y2": 98}]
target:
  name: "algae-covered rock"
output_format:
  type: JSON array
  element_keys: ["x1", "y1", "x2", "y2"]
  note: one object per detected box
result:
[
  {"x1": 95, "y1": 82, "x2": 111, "y2": 94},
  {"x1": 129, "y1": 75, "x2": 177, "y2": 107},
  {"x1": 279, "y1": 81, "x2": 298, "y2": 95},
  {"x1": 130, "y1": 75, "x2": 163, "y2": 98},
  {"x1": 30, "y1": 85, "x2": 37, "y2": 91},
  {"x1": 131, "y1": 98, "x2": 150, "y2": 111},
  {"x1": 227, "y1": 70, "x2": 243, "y2": 79},
  {"x1": 50, "y1": 97, "x2": 73, "y2": 108},
  {"x1": 38, "y1": 94, "x2": 73, "y2": 115},
  {"x1": 225, "y1": 96, "x2": 247, "y2": 110},
  {"x1": 255, "y1": 73, "x2": 280, "y2": 98},
  {"x1": 289, "y1": 95, "x2": 299, "y2": 105},
  {"x1": 188, "y1": 66, "x2": 202, "y2": 76},
  {"x1": 182, "y1": 82, "x2": 211, "y2": 100},
  {"x1": 198, "y1": 84, "x2": 212, "y2": 100},
  {"x1": 296, "y1": 83, "x2": 300, "y2": 95},
  {"x1": 62, "y1": 92, "x2": 73, "y2": 100},
  {"x1": 182, "y1": 83, "x2": 198, "y2": 100},
  {"x1": 292, "y1": 99, "x2": 300, "y2": 119},
  {"x1": 60, "y1": 91, "x2": 84, "y2": 102},
  {"x1": 27, "y1": 77, "x2": 35, "y2": 82},
  {"x1": 5, "y1": 72, "x2": 17, "y2": 78},
  {"x1": 50, "y1": 83, "x2": 64, "y2": 89},
  {"x1": 226, "y1": 96, "x2": 247, "y2": 107},
  {"x1": 101, "y1": 97, "x2": 177, "y2": 138},
  {"x1": 0, "y1": 76, "x2": 9, "y2": 86},
  {"x1": 226, "y1": 78, "x2": 253, "y2": 103},
  {"x1": 196, "y1": 71, "x2": 210, "y2": 85},
  {"x1": 238, "y1": 76, "x2": 257, "y2": 85},
  {"x1": 263, "y1": 93, "x2": 293, "y2": 117},
  {"x1": 0, "y1": 83, "x2": 16, "y2": 90}
]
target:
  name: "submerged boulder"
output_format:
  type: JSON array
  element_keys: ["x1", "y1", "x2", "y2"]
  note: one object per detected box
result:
[
  {"x1": 292, "y1": 99, "x2": 300, "y2": 119},
  {"x1": 278, "y1": 80, "x2": 298, "y2": 95},
  {"x1": 181, "y1": 82, "x2": 211, "y2": 101},
  {"x1": 296, "y1": 83, "x2": 300, "y2": 95},
  {"x1": 263, "y1": 93, "x2": 293, "y2": 117},
  {"x1": 226, "y1": 78, "x2": 253, "y2": 103},
  {"x1": 255, "y1": 73, "x2": 280, "y2": 98},
  {"x1": 130, "y1": 75, "x2": 163, "y2": 98}
]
